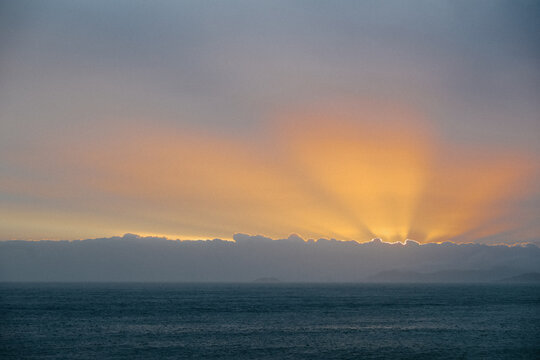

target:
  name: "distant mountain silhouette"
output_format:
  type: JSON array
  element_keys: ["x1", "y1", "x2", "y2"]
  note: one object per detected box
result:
[
  {"x1": 497, "y1": 272, "x2": 540, "y2": 283},
  {"x1": 365, "y1": 268, "x2": 528, "y2": 283},
  {"x1": 1, "y1": 234, "x2": 539, "y2": 282}
]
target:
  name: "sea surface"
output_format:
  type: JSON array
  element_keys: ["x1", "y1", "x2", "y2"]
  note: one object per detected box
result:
[{"x1": 1, "y1": 283, "x2": 539, "y2": 359}]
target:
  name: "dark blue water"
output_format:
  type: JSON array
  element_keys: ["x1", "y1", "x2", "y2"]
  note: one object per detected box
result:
[{"x1": 1, "y1": 283, "x2": 539, "y2": 359}]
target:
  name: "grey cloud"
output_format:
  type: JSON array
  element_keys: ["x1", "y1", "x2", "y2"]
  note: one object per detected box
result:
[
  {"x1": 1, "y1": 234, "x2": 539, "y2": 282},
  {"x1": 233, "y1": 233, "x2": 305, "y2": 244},
  {"x1": 2, "y1": 0, "x2": 539, "y2": 140},
  {"x1": 233, "y1": 233, "x2": 273, "y2": 244}
]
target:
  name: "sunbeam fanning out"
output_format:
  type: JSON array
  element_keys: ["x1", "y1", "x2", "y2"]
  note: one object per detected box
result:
[
  {"x1": 2, "y1": 100, "x2": 535, "y2": 243},
  {"x1": 276, "y1": 101, "x2": 433, "y2": 242},
  {"x1": 2, "y1": 3, "x2": 540, "y2": 359},
  {"x1": 1, "y1": 1, "x2": 539, "y2": 244},
  {"x1": 274, "y1": 101, "x2": 535, "y2": 243}
]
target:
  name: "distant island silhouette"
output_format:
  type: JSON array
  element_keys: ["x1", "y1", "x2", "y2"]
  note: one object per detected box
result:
[{"x1": 254, "y1": 277, "x2": 281, "y2": 283}]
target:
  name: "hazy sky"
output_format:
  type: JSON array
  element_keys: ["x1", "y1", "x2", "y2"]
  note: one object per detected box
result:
[{"x1": 1, "y1": 1, "x2": 539, "y2": 243}]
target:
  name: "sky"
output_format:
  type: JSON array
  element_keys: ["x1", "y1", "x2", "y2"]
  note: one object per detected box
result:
[{"x1": 1, "y1": 0, "x2": 539, "y2": 244}]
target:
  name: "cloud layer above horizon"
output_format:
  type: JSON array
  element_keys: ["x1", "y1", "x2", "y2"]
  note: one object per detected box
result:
[
  {"x1": 1, "y1": 1, "x2": 539, "y2": 244},
  {"x1": 2, "y1": 233, "x2": 540, "y2": 282}
]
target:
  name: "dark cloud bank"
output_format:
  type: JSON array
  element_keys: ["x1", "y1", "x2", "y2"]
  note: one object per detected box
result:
[{"x1": 1, "y1": 234, "x2": 539, "y2": 282}]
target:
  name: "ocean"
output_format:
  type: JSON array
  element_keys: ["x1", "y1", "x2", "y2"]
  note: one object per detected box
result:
[{"x1": 1, "y1": 283, "x2": 539, "y2": 359}]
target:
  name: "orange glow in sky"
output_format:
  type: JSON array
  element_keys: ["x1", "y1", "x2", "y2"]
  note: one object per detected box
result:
[{"x1": 1, "y1": 100, "x2": 535, "y2": 243}]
